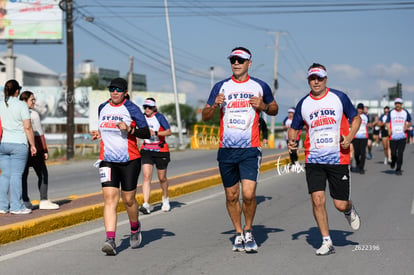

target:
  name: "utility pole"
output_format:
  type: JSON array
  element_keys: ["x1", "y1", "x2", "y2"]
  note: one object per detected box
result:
[
  {"x1": 210, "y1": 66, "x2": 215, "y2": 89},
  {"x1": 164, "y1": 0, "x2": 184, "y2": 149},
  {"x1": 128, "y1": 56, "x2": 133, "y2": 92},
  {"x1": 61, "y1": 0, "x2": 75, "y2": 160},
  {"x1": 5, "y1": 40, "x2": 16, "y2": 80},
  {"x1": 267, "y1": 31, "x2": 280, "y2": 149}
]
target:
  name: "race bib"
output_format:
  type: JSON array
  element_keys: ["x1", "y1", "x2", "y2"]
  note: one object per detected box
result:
[
  {"x1": 99, "y1": 167, "x2": 111, "y2": 183},
  {"x1": 226, "y1": 112, "x2": 251, "y2": 130},
  {"x1": 393, "y1": 125, "x2": 404, "y2": 134},
  {"x1": 314, "y1": 131, "x2": 338, "y2": 149}
]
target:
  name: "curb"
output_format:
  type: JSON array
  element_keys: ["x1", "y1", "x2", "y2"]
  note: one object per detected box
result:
[{"x1": 0, "y1": 151, "x2": 304, "y2": 245}]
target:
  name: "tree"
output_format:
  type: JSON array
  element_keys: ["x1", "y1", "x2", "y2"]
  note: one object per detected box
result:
[
  {"x1": 159, "y1": 103, "x2": 197, "y2": 131},
  {"x1": 76, "y1": 73, "x2": 106, "y2": 90}
]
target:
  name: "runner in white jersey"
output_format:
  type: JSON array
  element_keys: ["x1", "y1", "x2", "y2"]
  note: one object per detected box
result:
[
  {"x1": 377, "y1": 106, "x2": 391, "y2": 165},
  {"x1": 202, "y1": 47, "x2": 278, "y2": 253},
  {"x1": 288, "y1": 63, "x2": 361, "y2": 256},
  {"x1": 91, "y1": 77, "x2": 150, "y2": 255},
  {"x1": 139, "y1": 98, "x2": 172, "y2": 214},
  {"x1": 386, "y1": 98, "x2": 412, "y2": 175},
  {"x1": 351, "y1": 103, "x2": 369, "y2": 174},
  {"x1": 282, "y1": 107, "x2": 301, "y2": 170}
]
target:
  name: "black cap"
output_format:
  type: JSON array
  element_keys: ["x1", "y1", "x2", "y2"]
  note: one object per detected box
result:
[
  {"x1": 108, "y1": 77, "x2": 128, "y2": 90},
  {"x1": 357, "y1": 103, "x2": 364, "y2": 109}
]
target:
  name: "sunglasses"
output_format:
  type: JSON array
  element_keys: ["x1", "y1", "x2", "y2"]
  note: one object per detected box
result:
[
  {"x1": 109, "y1": 87, "x2": 126, "y2": 93},
  {"x1": 308, "y1": 76, "x2": 326, "y2": 82},
  {"x1": 229, "y1": 57, "x2": 248, "y2": 65},
  {"x1": 143, "y1": 105, "x2": 154, "y2": 110}
]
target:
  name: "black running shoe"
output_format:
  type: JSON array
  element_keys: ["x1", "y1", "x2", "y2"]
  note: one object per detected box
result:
[{"x1": 102, "y1": 238, "x2": 116, "y2": 255}]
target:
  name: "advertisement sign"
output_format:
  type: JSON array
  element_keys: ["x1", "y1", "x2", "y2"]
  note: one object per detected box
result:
[{"x1": 0, "y1": 0, "x2": 63, "y2": 40}]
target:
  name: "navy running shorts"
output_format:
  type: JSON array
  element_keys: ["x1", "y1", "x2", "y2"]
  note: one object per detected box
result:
[
  {"x1": 305, "y1": 163, "x2": 350, "y2": 201},
  {"x1": 99, "y1": 158, "x2": 141, "y2": 191},
  {"x1": 217, "y1": 147, "x2": 262, "y2": 188}
]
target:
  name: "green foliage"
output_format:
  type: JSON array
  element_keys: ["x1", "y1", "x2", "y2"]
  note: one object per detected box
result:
[
  {"x1": 76, "y1": 74, "x2": 106, "y2": 90},
  {"x1": 197, "y1": 107, "x2": 221, "y2": 127},
  {"x1": 159, "y1": 103, "x2": 197, "y2": 130}
]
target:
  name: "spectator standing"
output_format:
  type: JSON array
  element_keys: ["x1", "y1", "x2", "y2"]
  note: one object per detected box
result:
[
  {"x1": 0, "y1": 80, "x2": 36, "y2": 214},
  {"x1": 19, "y1": 91, "x2": 59, "y2": 210},
  {"x1": 202, "y1": 47, "x2": 278, "y2": 252},
  {"x1": 139, "y1": 98, "x2": 172, "y2": 214}
]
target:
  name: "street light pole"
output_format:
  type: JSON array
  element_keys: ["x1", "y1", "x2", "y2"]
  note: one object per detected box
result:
[
  {"x1": 268, "y1": 31, "x2": 280, "y2": 148},
  {"x1": 164, "y1": 0, "x2": 184, "y2": 149}
]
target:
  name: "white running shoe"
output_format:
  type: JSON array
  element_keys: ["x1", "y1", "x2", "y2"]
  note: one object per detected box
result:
[
  {"x1": 39, "y1": 200, "x2": 59, "y2": 210},
  {"x1": 316, "y1": 241, "x2": 335, "y2": 256},
  {"x1": 384, "y1": 157, "x2": 388, "y2": 165},
  {"x1": 161, "y1": 197, "x2": 171, "y2": 212},
  {"x1": 345, "y1": 205, "x2": 361, "y2": 230},
  {"x1": 140, "y1": 202, "x2": 151, "y2": 214},
  {"x1": 244, "y1": 230, "x2": 258, "y2": 252},
  {"x1": 232, "y1": 233, "x2": 245, "y2": 252},
  {"x1": 10, "y1": 208, "x2": 32, "y2": 214}
]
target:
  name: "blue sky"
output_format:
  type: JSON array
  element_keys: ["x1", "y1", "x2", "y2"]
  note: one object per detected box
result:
[{"x1": 5, "y1": 1, "x2": 414, "y2": 121}]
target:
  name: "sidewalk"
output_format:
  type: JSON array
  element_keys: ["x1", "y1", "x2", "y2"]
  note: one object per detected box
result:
[{"x1": 0, "y1": 150, "x2": 298, "y2": 245}]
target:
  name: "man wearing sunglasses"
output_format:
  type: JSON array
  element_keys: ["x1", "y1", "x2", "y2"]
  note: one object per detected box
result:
[
  {"x1": 202, "y1": 47, "x2": 278, "y2": 253},
  {"x1": 288, "y1": 63, "x2": 361, "y2": 256}
]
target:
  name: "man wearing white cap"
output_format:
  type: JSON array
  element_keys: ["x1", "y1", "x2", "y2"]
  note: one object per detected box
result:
[
  {"x1": 202, "y1": 46, "x2": 278, "y2": 253},
  {"x1": 386, "y1": 98, "x2": 412, "y2": 175},
  {"x1": 288, "y1": 63, "x2": 361, "y2": 255}
]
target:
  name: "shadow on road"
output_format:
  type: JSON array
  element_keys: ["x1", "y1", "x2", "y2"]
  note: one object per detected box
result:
[
  {"x1": 221, "y1": 224, "x2": 284, "y2": 249},
  {"x1": 291, "y1": 227, "x2": 358, "y2": 249},
  {"x1": 116, "y1": 228, "x2": 175, "y2": 253}
]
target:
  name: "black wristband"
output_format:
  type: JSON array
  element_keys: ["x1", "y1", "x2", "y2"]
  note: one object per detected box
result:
[
  {"x1": 128, "y1": 126, "x2": 134, "y2": 134},
  {"x1": 264, "y1": 104, "x2": 269, "y2": 112},
  {"x1": 155, "y1": 131, "x2": 158, "y2": 136}
]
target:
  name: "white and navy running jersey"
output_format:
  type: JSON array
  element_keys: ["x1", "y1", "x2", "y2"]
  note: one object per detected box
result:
[
  {"x1": 207, "y1": 76, "x2": 274, "y2": 148},
  {"x1": 354, "y1": 113, "x2": 369, "y2": 139},
  {"x1": 379, "y1": 113, "x2": 388, "y2": 130},
  {"x1": 291, "y1": 88, "x2": 357, "y2": 165},
  {"x1": 282, "y1": 116, "x2": 301, "y2": 141},
  {"x1": 141, "y1": 112, "x2": 170, "y2": 152},
  {"x1": 98, "y1": 99, "x2": 148, "y2": 162},
  {"x1": 387, "y1": 108, "x2": 412, "y2": 140}
]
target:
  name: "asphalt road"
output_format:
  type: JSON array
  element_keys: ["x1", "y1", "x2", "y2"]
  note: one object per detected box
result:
[
  {"x1": 26, "y1": 148, "x2": 283, "y2": 200},
  {"x1": 1, "y1": 145, "x2": 413, "y2": 274}
]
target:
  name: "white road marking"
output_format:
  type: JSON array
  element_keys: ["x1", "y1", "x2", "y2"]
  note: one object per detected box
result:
[
  {"x1": 411, "y1": 194, "x2": 414, "y2": 215},
  {"x1": 0, "y1": 192, "x2": 224, "y2": 262},
  {"x1": 0, "y1": 174, "x2": 279, "y2": 262}
]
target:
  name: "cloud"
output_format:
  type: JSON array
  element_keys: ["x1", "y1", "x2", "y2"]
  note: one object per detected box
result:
[
  {"x1": 178, "y1": 80, "x2": 197, "y2": 94},
  {"x1": 329, "y1": 64, "x2": 363, "y2": 79},
  {"x1": 370, "y1": 63, "x2": 413, "y2": 78}
]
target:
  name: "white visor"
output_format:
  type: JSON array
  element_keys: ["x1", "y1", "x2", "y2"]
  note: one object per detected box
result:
[
  {"x1": 307, "y1": 67, "x2": 327, "y2": 78},
  {"x1": 228, "y1": 49, "x2": 251, "y2": 60}
]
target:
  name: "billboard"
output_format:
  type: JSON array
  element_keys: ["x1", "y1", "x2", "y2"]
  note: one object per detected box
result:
[{"x1": 0, "y1": 0, "x2": 63, "y2": 40}]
